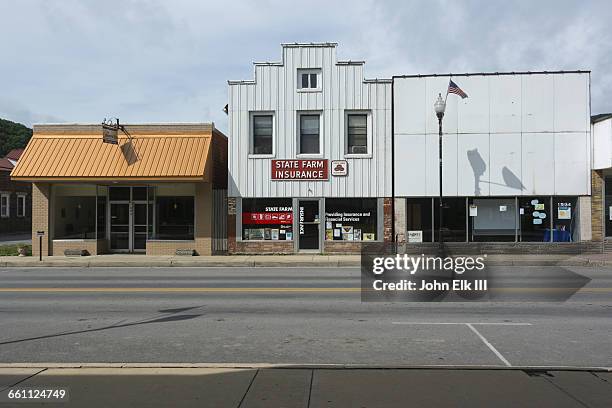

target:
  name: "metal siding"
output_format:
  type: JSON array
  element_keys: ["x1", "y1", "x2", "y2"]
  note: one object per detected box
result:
[
  {"x1": 13, "y1": 131, "x2": 213, "y2": 180},
  {"x1": 228, "y1": 45, "x2": 392, "y2": 198},
  {"x1": 394, "y1": 72, "x2": 590, "y2": 197}
]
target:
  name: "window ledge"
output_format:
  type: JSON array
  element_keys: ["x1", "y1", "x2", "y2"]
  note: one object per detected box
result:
[
  {"x1": 146, "y1": 239, "x2": 196, "y2": 242},
  {"x1": 297, "y1": 89, "x2": 322, "y2": 93},
  {"x1": 296, "y1": 154, "x2": 324, "y2": 159},
  {"x1": 344, "y1": 154, "x2": 372, "y2": 159},
  {"x1": 53, "y1": 239, "x2": 99, "y2": 242},
  {"x1": 248, "y1": 154, "x2": 275, "y2": 159}
]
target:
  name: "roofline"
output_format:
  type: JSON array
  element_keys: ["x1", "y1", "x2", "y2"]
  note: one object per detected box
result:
[
  {"x1": 280, "y1": 42, "x2": 337, "y2": 47},
  {"x1": 10, "y1": 176, "x2": 207, "y2": 182},
  {"x1": 32, "y1": 123, "x2": 216, "y2": 135},
  {"x1": 591, "y1": 113, "x2": 612, "y2": 124},
  {"x1": 392, "y1": 70, "x2": 590, "y2": 79}
]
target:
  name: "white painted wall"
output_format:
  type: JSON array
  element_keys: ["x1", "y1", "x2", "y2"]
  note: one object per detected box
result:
[
  {"x1": 592, "y1": 117, "x2": 612, "y2": 170},
  {"x1": 394, "y1": 72, "x2": 591, "y2": 197},
  {"x1": 228, "y1": 44, "x2": 392, "y2": 198}
]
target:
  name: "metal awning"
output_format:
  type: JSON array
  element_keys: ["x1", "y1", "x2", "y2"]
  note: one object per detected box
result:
[{"x1": 11, "y1": 124, "x2": 213, "y2": 182}]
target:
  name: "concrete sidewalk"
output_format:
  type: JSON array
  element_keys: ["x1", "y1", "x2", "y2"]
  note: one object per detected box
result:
[
  {"x1": 1, "y1": 253, "x2": 612, "y2": 268},
  {"x1": 0, "y1": 366, "x2": 610, "y2": 407}
]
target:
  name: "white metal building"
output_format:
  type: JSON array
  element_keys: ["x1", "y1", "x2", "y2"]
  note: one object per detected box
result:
[
  {"x1": 393, "y1": 72, "x2": 593, "y2": 244},
  {"x1": 227, "y1": 43, "x2": 392, "y2": 253}
]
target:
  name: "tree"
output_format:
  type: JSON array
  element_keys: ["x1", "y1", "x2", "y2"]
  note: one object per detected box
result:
[{"x1": 0, "y1": 118, "x2": 32, "y2": 157}]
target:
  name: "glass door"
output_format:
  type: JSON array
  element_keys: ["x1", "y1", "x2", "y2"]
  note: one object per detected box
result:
[
  {"x1": 110, "y1": 203, "x2": 130, "y2": 251},
  {"x1": 108, "y1": 187, "x2": 151, "y2": 253},
  {"x1": 132, "y1": 203, "x2": 148, "y2": 251},
  {"x1": 298, "y1": 200, "x2": 320, "y2": 251}
]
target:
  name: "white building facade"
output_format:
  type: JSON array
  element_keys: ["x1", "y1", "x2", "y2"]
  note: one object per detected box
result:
[
  {"x1": 591, "y1": 113, "x2": 612, "y2": 240},
  {"x1": 393, "y1": 72, "x2": 593, "y2": 244},
  {"x1": 227, "y1": 43, "x2": 392, "y2": 253}
]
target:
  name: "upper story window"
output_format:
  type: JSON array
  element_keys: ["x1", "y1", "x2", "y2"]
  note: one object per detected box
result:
[
  {"x1": 0, "y1": 193, "x2": 9, "y2": 218},
  {"x1": 299, "y1": 113, "x2": 321, "y2": 155},
  {"x1": 346, "y1": 114, "x2": 368, "y2": 155},
  {"x1": 297, "y1": 69, "x2": 321, "y2": 91},
  {"x1": 251, "y1": 114, "x2": 274, "y2": 155},
  {"x1": 17, "y1": 194, "x2": 26, "y2": 218}
]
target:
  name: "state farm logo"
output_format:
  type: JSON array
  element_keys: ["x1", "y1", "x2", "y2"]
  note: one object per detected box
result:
[{"x1": 331, "y1": 160, "x2": 348, "y2": 176}]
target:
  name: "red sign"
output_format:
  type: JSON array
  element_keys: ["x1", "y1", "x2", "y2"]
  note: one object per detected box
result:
[
  {"x1": 242, "y1": 212, "x2": 293, "y2": 225},
  {"x1": 271, "y1": 159, "x2": 329, "y2": 180}
]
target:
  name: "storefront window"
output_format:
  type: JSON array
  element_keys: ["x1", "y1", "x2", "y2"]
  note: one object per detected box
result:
[
  {"x1": 54, "y1": 185, "x2": 96, "y2": 239},
  {"x1": 324, "y1": 198, "x2": 378, "y2": 241},
  {"x1": 242, "y1": 198, "x2": 293, "y2": 241},
  {"x1": 468, "y1": 198, "x2": 516, "y2": 242},
  {"x1": 519, "y1": 197, "x2": 550, "y2": 242},
  {"x1": 154, "y1": 184, "x2": 195, "y2": 240},
  {"x1": 406, "y1": 198, "x2": 433, "y2": 242},
  {"x1": 433, "y1": 198, "x2": 466, "y2": 242},
  {"x1": 553, "y1": 197, "x2": 577, "y2": 242}
]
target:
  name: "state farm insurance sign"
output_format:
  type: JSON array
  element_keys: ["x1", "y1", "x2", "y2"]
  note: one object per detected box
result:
[{"x1": 271, "y1": 159, "x2": 329, "y2": 181}]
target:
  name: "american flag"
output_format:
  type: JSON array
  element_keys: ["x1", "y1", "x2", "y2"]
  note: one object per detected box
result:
[{"x1": 447, "y1": 79, "x2": 468, "y2": 99}]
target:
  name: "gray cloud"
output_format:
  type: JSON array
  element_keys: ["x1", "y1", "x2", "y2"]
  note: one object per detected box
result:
[{"x1": 1, "y1": 0, "x2": 611, "y2": 131}]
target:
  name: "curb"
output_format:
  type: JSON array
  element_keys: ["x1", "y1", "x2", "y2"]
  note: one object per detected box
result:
[{"x1": 0, "y1": 363, "x2": 610, "y2": 371}]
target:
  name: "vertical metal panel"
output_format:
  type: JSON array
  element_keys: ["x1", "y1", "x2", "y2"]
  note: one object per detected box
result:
[
  {"x1": 522, "y1": 75, "x2": 554, "y2": 133},
  {"x1": 554, "y1": 132, "x2": 590, "y2": 195},
  {"x1": 522, "y1": 132, "x2": 554, "y2": 195},
  {"x1": 554, "y1": 73, "x2": 589, "y2": 132},
  {"x1": 394, "y1": 134, "x2": 426, "y2": 196},
  {"x1": 457, "y1": 76, "x2": 490, "y2": 134},
  {"x1": 393, "y1": 78, "x2": 426, "y2": 135},
  {"x1": 489, "y1": 133, "x2": 522, "y2": 195},
  {"x1": 490, "y1": 76, "x2": 521, "y2": 133},
  {"x1": 228, "y1": 44, "x2": 392, "y2": 199}
]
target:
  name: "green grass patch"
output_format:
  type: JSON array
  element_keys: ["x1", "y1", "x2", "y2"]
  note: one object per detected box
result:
[{"x1": 0, "y1": 243, "x2": 32, "y2": 256}]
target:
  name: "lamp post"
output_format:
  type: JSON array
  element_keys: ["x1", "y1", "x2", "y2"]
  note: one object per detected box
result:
[{"x1": 434, "y1": 93, "x2": 446, "y2": 249}]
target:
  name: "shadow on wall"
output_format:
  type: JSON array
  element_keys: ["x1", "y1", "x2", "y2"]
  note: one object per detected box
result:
[
  {"x1": 120, "y1": 141, "x2": 139, "y2": 166},
  {"x1": 466, "y1": 149, "x2": 525, "y2": 195}
]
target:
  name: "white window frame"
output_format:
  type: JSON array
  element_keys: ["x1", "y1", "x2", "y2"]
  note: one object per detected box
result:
[
  {"x1": 344, "y1": 110, "x2": 373, "y2": 158},
  {"x1": 248, "y1": 111, "x2": 275, "y2": 158},
  {"x1": 297, "y1": 68, "x2": 322, "y2": 92},
  {"x1": 0, "y1": 192, "x2": 9, "y2": 218},
  {"x1": 297, "y1": 111, "x2": 323, "y2": 157},
  {"x1": 16, "y1": 193, "x2": 26, "y2": 218}
]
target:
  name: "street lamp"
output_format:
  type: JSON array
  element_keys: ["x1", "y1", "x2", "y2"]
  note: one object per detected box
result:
[{"x1": 434, "y1": 93, "x2": 446, "y2": 249}]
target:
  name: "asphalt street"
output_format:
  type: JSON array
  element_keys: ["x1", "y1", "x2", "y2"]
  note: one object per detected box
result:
[{"x1": 0, "y1": 266, "x2": 611, "y2": 367}]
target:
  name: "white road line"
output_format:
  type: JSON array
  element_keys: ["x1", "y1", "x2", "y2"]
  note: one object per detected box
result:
[
  {"x1": 391, "y1": 322, "x2": 531, "y2": 326},
  {"x1": 466, "y1": 323, "x2": 512, "y2": 367}
]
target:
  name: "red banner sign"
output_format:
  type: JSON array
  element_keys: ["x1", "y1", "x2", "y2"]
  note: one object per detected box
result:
[
  {"x1": 271, "y1": 159, "x2": 328, "y2": 180},
  {"x1": 242, "y1": 212, "x2": 293, "y2": 225}
]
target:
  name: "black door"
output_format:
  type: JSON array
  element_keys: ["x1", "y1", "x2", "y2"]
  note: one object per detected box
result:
[{"x1": 298, "y1": 200, "x2": 320, "y2": 250}]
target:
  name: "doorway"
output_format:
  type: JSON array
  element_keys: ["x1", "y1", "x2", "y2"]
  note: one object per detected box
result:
[
  {"x1": 108, "y1": 187, "x2": 151, "y2": 253},
  {"x1": 298, "y1": 200, "x2": 320, "y2": 251}
]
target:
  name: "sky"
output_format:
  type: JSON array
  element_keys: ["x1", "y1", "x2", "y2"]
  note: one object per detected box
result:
[{"x1": 1, "y1": 0, "x2": 611, "y2": 133}]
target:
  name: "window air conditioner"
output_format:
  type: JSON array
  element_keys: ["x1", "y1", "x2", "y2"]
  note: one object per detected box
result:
[{"x1": 350, "y1": 145, "x2": 367, "y2": 154}]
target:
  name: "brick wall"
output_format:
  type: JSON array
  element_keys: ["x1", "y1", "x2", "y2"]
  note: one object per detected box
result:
[
  {"x1": 31, "y1": 183, "x2": 50, "y2": 256},
  {"x1": 0, "y1": 171, "x2": 32, "y2": 234},
  {"x1": 383, "y1": 197, "x2": 393, "y2": 242},
  {"x1": 591, "y1": 170, "x2": 604, "y2": 241}
]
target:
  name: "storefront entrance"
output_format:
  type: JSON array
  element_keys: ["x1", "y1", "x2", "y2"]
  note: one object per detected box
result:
[
  {"x1": 298, "y1": 200, "x2": 320, "y2": 251},
  {"x1": 109, "y1": 187, "x2": 151, "y2": 253}
]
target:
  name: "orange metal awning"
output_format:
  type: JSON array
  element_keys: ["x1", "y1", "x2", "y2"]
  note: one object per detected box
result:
[{"x1": 11, "y1": 124, "x2": 213, "y2": 182}]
